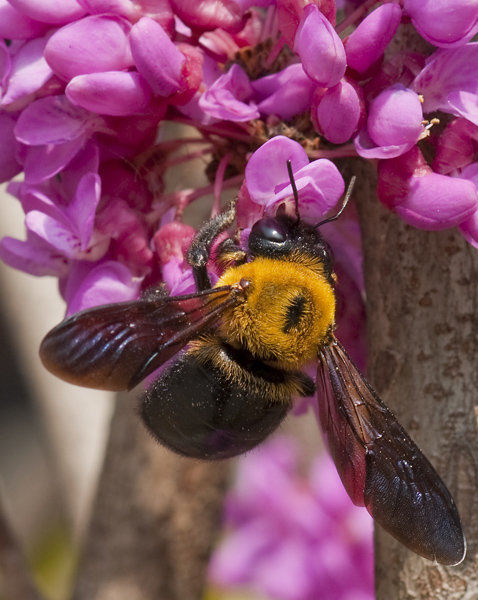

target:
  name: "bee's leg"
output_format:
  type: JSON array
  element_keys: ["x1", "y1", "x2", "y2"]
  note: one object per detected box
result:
[
  {"x1": 187, "y1": 199, "x2": 237, "y2": 291},
  {"x1": 216, "y1": 238, "x2": 247, "y2": 270}
]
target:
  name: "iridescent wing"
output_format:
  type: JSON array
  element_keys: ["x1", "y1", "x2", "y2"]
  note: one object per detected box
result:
[
  {"x1": 40, "y1": 285, "x2": 241, "y2": 391},
  {"x1": 317, "y1": 337, "x2": 466, "y2": 565}
]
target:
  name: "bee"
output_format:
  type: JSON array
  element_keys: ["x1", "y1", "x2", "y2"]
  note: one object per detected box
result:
[{"x1": 40, "y1": 164, "x2": 465, "y2": 566}]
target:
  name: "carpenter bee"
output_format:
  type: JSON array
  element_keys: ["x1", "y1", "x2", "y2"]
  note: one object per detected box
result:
[{"x1": 40, "y1": 165, "x2": 466, "y2": 565}]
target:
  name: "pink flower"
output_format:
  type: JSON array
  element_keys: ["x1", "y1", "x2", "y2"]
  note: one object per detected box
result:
[
  {"x1": 0, "y1": 0, "x2": 47, "y2": 39},
  {"x1": 44, "y1": 15, "x2": 133, "y2": 81},
  {"x1": 432, "y1": 118, "x2": 478, "y2": 174},
  {"x1": 130, "y1": 17, "x2": 185, "y2": 96},
  {"x1": 209, "y1": 436, "x2": 374, "y2": 600},
  {"x1": 412, "y1": 43, "x2": 478, "y2": 125},
  {"x1": 251, "y1": 63, "x2": 315, "y2": 120},
  {"x1": 170, "y1": 0, "x2": 245, "y2": 33},
  {"x1": 199, "y1": 63, "x2": 259, "y2": 121},
  {"x1": 355, "y1": 84, "x2": 424, "y2": 158},
  {"x1": 345, "y1": 3, "x2": 402, "y2": 73},
  {"x1": 66, "y1": 71, "x2": 152, "y2": 116},
  {"x1": 294, "y1": 4, "x2": 346, "y2": 87},
  {"x1": 63, "y1": 260, "x2": 142, "y2": 316},
  {"x1": 7, "y1": 0, "x2": 87, "y2": 25},
  {"x1": 0, "y1": 36, "x2": 53, "y2": 109},
  {"x1": 244, "y1": 136, "x2": 345, "y2": 222},
  {"x1": 314, "y1": 78, "x2": 364, "y2": 144},
  {"x1": 378, "y1": 148, "x2": 478, "y2": 230},
  {"x1": 403, "y1": 0, "x2": 478, "y2": 48}
]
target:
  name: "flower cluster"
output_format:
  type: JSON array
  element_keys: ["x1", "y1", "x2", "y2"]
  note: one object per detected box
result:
[
  {"x1": 209, "y1": 435, "x2": 374, "y2": 600},
  {"x1": 1, "y1": 0, "x2": 477, "y2": 317}
]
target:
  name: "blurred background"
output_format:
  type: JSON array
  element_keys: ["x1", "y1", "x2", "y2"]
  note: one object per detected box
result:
[{"x1": 0, "y1": 181, "x2": 115, "y2": 597}]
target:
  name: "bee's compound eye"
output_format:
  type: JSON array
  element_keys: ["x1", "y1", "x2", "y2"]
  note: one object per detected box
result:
[{"x1": 248, "y1": 218, "x2": 288, "y2": 253}]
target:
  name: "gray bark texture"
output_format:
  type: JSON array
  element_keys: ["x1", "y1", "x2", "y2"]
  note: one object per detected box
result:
[
  {"x1": 72, "y1": 392, "x2": 230, "y2": 600},
  {"x1": 356, "y1": 165, "x2": 478, "y2": 599}
]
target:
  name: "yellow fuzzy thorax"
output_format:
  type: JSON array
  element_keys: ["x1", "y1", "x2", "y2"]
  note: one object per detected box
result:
[{"x1": 214, "y1": 254, "x2": 336, "y2": 369}]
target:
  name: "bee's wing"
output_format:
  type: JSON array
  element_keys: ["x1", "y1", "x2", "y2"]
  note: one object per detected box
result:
[
  {"x1": 40, "y1": 286, "x2": 239, "y2": 391},
  {"x1": 317, "y1": 337, "x2": 466, "y2": 565}
]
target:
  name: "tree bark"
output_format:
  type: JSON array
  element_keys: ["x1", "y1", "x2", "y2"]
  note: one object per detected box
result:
[
  {"x1": 73, "y1": 392, "x2": 231, "y2": 600},
  {"x1": 356, "y1": 164, "x2": 478, "y2": 599}
]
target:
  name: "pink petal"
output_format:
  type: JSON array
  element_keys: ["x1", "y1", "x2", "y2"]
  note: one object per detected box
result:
[
  {"x1": 315, "y1": 79, "x2": 362, "y2": 144},
  {"x1": 77, "y1": 0, "x2": 142, "y2": 20},
  {"x1": 25, "y1": 210, "x2": 80, "y2": 256},
  {"x1": 404, "y1": 0, "x2": 478, "y2": 48},
  {"x1": 276, "y1": 0, "x2": 336, "y2": 47},
  {"x1": 269, "y1": 159, "x2": 345, "y2": 221},
  {"x1": 67, "y1": 173, "x2": 102, "y2": 249},
  {"x1": 1, "y1": 36, "x2": 53, "y2": 107},
  {"x1": 129, "y1": 17, "x2": 184, "y2": 96},
  {"x1": 396, "y1": 173, "x2": 477, "y2": 230},
  {"x1": 63, "y1": 260, "x2": 141, "y2": 315},
  {"x1": 0, "y1": 0, "x2": 48, "y2": 39},
  {"x1": 412, "y1": 44, "x2": 478, "y2": 122},
  {"x1": 354, "y1": 127, "x2": 414, "y2": 159},
  {"x1": 170, "y1": 0, "x2": 245, "y2": 33},
  {"x1": 23, "y1": 139, "x2": 83, "y2": 183},
  {"x1": 0, "y1": 234, "x2": 69, "y2": 276},
  {"x1": 60, "y1": 139, "x2": 100, "y2": 200},
  {"x1": 66, "y1": 71, "x2": 152, "y2": 116},
  {"x1": 345, "y1": 4, "x2": 402, "y2": 73},
  {"x1": 199, "y1": 63, "x2": 259, "y2": 121},
  {"x1": 460, "y1": 207, "x2": 478, "y2": 248},
  {"x1": 44, "y1": 15, "x2": 133, "y2": 81},
  {"x1": 245, "y1": 136, "x2": 309, "y2": 204},
  {"x1": 293, "y1": 4, "x2": 346, "y2": 87},
  {"x1": 15, "y1": 95, "x2": 103, "y2": 145},
  {"x1": 367, "y1": 84, "x2": 423, "y2": 147},
  {"x1": 6, "y1": 0, "x2": 87, "y2": 25},
  {"x1": 252, "y1": 63, "x2": 315, "y2": 120}
]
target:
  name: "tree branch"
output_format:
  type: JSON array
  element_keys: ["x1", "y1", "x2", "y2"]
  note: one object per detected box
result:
[
  {"x1": 72, "y1": 392, "x2": 231, "y2": 600},
  {"x1": 356, "y1": 164, "x2": 478, "y2": 598}
]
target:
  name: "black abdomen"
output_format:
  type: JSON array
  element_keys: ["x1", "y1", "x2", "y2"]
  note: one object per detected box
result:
[{"x1": 140, "y1": 340, "x2": 314, "y2": 460}]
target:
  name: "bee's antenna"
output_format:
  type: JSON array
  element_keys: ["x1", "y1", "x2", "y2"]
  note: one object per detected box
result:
[
  {"x1": 315, "y1": 176, "x2": 356, "y2": 228},
  {"x1": 287, "y1": 160, "x2": 300, "y2": 221}
]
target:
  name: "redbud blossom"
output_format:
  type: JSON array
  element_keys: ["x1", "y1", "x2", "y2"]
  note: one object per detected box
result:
[
  {"x1": 63, "y1": 260, "x2": 141, "y2": 316},
  {"x1": 245, "y1": 136, "x2": 345, "y2": 221},
  {"x1": 0, "y1": 1, "x2": 47, "y2": 39},
  {"x1": 294, "y1": 4, "x2": 346, "y2": 87},
  {"x1": 433, "y1": 118, "x2": 478, "y2": 175},
  {"x1": 66, "y1": 72, "x2": 152, "y2": 116},
  {"x1": 345, "y1": 4, "x2": 402, "y2": 73},
  {"x1": 378, "y1": 149, "x2": 478, "y2": 230},
  {"x1": 412, "y1": 43, "x2": 478, "y2": 125},
  {"x1": 7, "y1": 0, "x2": 87, "y2": 25},
  {"x1": 1, "y1": 36, "x2": 52, "y2": 108},
  {"x1": 130, "y1": 17, "x2": 185, "y2": 97},
  {"x1": 199, "y1": 64, "x2": 259, "y2": 121},
  {"x1": 403, "y1": 0, "x2": 478, "y2": 48},
  {"x1": 315, "y1": 78, "x2": 363, "y2": 144},
  {"x1": 355, "y1": 84, "x2": 424, "y2": 158},
  {"x1": 44, "y1": 15, "x2": 133, "y2": 81},
  {"x1": 170, "y1": 0, "x2": 245, "y2": 33}
]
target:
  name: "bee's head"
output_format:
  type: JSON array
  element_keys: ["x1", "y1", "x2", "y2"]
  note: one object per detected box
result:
[
  {"x1": 247, "y1": 212, "x2": 334, "y2": 277},
  {"x1": 247, "y1": 162, "x2": 354, "y2": 279}
]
